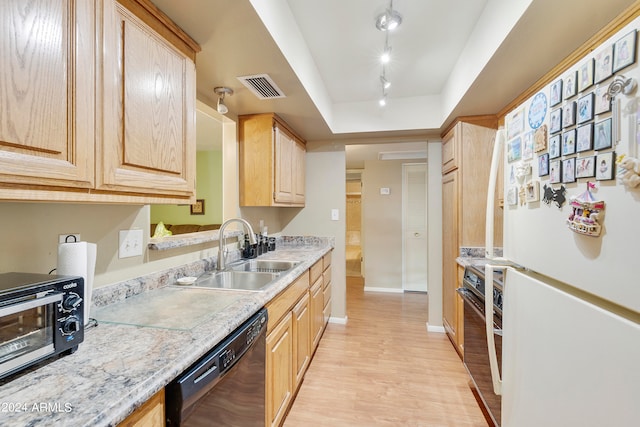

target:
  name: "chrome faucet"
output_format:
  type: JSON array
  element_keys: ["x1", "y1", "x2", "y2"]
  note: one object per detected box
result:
[{"x1": 217, "y1": 218, "x2": 257, "y2": 271}]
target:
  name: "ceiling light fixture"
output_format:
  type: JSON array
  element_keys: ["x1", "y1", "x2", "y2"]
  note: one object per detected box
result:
[
  {"x1": 380, "y1": 68, "x2": 391, "y2": 89},
  {"x1": 375, "y1": 0, "x2": 402, "y2": 32},
  {"x1": 214, "y1": 86, "x2": 233, "y2": 114},
  {"x1": 375, "y1": 1, "x2": 401, "y2": 107}
]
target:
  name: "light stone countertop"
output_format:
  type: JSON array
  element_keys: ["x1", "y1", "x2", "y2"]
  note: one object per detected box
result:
[{"x1": 0, "y1": 237, "x2": 333, "y2": 427}]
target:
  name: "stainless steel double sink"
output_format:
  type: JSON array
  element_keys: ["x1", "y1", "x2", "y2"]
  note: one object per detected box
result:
[{"x1": 188, "y1": 259, "x2": 300, "y2": 291}]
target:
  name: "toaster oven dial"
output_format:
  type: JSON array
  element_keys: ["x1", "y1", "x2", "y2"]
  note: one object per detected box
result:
[
  {"x1": 61, "y1": 292, "x2": 83, "y2": 312},
  {"x1": 61, "y1": 316, "x2": 81, "y2": 335}
]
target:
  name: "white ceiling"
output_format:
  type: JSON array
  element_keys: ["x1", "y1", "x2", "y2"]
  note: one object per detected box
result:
[{"x1": 151, "y1": 0, "x2": 635, "y2": 144}]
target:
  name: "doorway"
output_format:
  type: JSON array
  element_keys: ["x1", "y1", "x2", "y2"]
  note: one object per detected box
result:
[
  {"x1": 346, "y1": 173, "x2": 362, "y2": 277},
  {"x1": 402, "y1": 163, "x2": 427, "y2": 292}
]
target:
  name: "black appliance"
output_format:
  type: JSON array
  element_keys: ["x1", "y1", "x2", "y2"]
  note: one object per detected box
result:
[
  {"x1": 457, "y1": 264, "x2": 504, "y2": 426},
  {"x1": 0, "y1": 272, "x2": 84, "y2": 381},
  {"x1": 166, "y1": 307, "x2": 267, "y2": 426}
]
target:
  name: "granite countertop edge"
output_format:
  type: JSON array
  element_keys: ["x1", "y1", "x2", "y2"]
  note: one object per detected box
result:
[{"x1": 0, "y1": 237, "x2": 334, "y2": 427}]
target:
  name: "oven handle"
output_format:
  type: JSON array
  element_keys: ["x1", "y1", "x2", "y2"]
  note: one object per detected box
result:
[
  {"x1": 0, "y1": 292, "x2": 63, "y2": 318},
  {"x1": 484, "y1": 263, "x2": 502, "y2": 396}
]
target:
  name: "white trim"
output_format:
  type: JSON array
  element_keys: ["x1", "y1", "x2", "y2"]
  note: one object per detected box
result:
[
  {"x1": 364, "y1": 286, "x2": 403, "y2": 293},
  {"x1": 329, "y1": 316, "x2": 348, "y2": 325},
  {"x1": 426, "y1": 323, "x2": 446, "y2": 333}
]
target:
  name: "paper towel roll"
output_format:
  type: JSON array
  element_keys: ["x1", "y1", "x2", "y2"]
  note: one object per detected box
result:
[{"x1": 57, "y1": 241, "x2": 97, "y2": 325}]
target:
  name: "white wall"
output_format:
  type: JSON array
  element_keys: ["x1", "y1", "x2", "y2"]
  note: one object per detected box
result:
[{"x1": 280, "y1": 143, "x2": 347, "y2": 321}]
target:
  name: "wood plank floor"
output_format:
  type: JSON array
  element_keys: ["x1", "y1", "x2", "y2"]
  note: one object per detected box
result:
[{"x1": 283, "y1": 276, "x2": 491, "y2": 427}]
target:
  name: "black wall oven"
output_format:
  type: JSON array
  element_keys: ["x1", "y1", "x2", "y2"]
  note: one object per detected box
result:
[{"x1": 457, "y1": 265, "x2": 503, "y2": 427}]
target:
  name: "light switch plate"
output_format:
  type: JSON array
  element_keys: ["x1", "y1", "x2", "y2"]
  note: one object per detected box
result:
[
  {"x1": 119, "y1": 229, "x2": 143, "y2": 258},
  {"x1": 380, "y1": 187, "x2": 390, "y2": 195},
  {"x1": 331, "y1": 209, "x2": 339, "y2": 221}
]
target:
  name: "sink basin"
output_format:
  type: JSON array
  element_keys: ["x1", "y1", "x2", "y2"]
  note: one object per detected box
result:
[
  {"x1": 192, "y1": 270, "x2": 279, "y2": 291},
  {"x1": 229, "y1": 259, "x2": 300, "y2": 273}
]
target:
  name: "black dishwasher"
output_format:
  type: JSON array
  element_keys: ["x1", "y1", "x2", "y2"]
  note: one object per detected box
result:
[{"x1": 166, "y1": 308, "x2": 267, "y2": 426}]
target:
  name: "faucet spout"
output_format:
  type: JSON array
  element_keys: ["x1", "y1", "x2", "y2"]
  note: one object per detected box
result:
[{"x1": 217, "y1": 218, "x2": 257, "y2": 271}]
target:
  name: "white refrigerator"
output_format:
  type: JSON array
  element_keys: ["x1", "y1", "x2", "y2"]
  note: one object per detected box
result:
[{"x1": 485, "y1": 20, "x2": 640, "y2": 427}]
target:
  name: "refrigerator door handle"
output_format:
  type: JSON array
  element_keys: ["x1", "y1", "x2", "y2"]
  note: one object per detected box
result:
[
  {"x1": 485, "y1": 263, "x2": 503, "y2": 396},
  {"x1": 485, "y1": 129, "x2": 505, "y2": 260}
]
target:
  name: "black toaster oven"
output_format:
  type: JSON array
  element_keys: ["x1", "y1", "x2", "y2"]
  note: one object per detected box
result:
[{"x1": 0, "y1": 272, "x2": 85, "y2": 381}]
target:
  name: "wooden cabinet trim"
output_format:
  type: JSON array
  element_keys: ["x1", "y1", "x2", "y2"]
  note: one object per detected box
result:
[
  {"x1": 265, "y1": 271, "x2": 310, "y2": 333},
  {"x1": 118, "y1": 388, "x2": 165, "y2": 427}
]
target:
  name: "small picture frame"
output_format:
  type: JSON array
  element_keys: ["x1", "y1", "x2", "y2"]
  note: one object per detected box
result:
[
  {"x1": 525, "y1": 180, "x2": 540, "y2": 203},
  {"x1": 578, "y1": 59, "x2": 594, "y2": 92},
  {"x1": 550, "y1": 79, "x2": 563, "y2": 107},
  {"x1": 522, "y1": 131, "x2": 534, "y2": 161},
  {"x1": 562, "y1": 157, "x2": 576, "y2": 183},
  {"x1": 549, "y1": 135, "x2": 561, "y2": 159},
  {"x1": 507, "y1": 187, "x2": 518, "y2": 206},
  {"x1": 576, "y1": 156, "x2": 596, "y2": 179},
  {"x1": 550, "y1": 108, "x2": 563, "y2": 134},
  {"x1": 564, "y1": 70, "x2": 578, "y2": 99},
  {"x1": 594, "y1": 45, "x2": 614, "y2": 84},
  {"x1": 594, "y1": 118, "x2": 612, "y2": 150},
  {"x1": 508, "y1": 137, "x2": 522, "y2": 163},
  {"x1": 563, "y1": 101, "x2": 576, "y2": 128},
  {"x1": 538, "y1": 153, "x2": 550, "y2": 177},
  {"x1": 577, "y1": 123, "x2": 594, "y2": 153},
  {"x1": 577, "y1": 92, "x2": 594, "y2": 124},
  {"x1": 594, "y1": 86, "x2": 612, "y2": 114},
  {"x1": 562, "y1": 129, "x2": 576, "y2": 156},
  {"x1": 534, "y1": 125, "x2": 548, "y2": 152},
  {"x1": 507, "y1": 109, "x2": 525, "y2": 139},
  {"x1": 190, "y1": 199, "x2": 205, "y2": 215},
  {"x1": 549, "y1": 159, "x2": 562, "y2": 184},
  {"x1": 596, "y1": 151, "x2": 616, "y2": 180},
  {"x1": 613, "y1": 30, "x2": 637, "y2": 73}
]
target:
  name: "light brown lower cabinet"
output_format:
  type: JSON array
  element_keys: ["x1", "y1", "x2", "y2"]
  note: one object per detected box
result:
[
  {"x1": 292, "y1": 292, "x2": 311, "y2": 388},
  {"x1": 310, "y1": 277, "x2": 324, "y2": 350},
  {"x1": 118, "y1": 388, "x2": 165, "y2": 427},
  {"x1": 266, "y1": 312, "x2": 294, "y2": 427}
]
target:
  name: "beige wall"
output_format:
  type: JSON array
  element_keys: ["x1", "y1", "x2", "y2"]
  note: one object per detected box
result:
[
  {"x1": 361, "y1": 159, "x2": 405, "y2": 290},
  {"x1": 280, "y1": 142, "x2": 347, "y2": 320},
  {"x1": 427, "y1": 142, "x2": 443, "y2": 329}
]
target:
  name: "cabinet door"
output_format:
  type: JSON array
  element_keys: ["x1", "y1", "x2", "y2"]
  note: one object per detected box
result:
[
  {"x1": 441, "y1": 124, "x2": 459, "y2": 174},
  {"x1": 98, "y1": 0, "x2": 195, "y2": 198},
  {"x1": 310, "y1": 277, "x2": 324, "y2": 351},
  {"x1": 0, "y1": 1, "x2": 94, "y2": 189},
  {"x1": 274, "y1": 126, "x2": 294, "y2": 204},
  {"x1": 292, "y1": 292, "x2": 311, "y2": 388},
  {"x1": 293, "y1": 140, "x2": 306, "y2": 205},
  {"x1": 266, "y1": 312, "x2": 293, "y2": 427},
  {"x1": 442, "y1": 170, "x2": 460, "y2": 351}
]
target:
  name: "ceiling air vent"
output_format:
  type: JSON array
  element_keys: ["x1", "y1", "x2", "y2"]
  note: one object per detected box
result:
[{"x1": 237, "y1": 74, "x2": 286, "y2": 99}]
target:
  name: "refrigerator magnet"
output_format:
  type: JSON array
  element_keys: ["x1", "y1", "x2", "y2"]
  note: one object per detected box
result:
[{"x1": 525, "y1": 181, "x2": 540, "y2": 203}]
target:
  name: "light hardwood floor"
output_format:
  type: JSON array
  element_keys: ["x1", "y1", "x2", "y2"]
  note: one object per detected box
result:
[{"x1": 283, "y1": 276, "x2": 492, "y2": 427}]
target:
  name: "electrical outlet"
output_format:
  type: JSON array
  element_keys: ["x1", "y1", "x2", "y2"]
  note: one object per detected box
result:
[
  {"x1": 59, "y1": 234, "x2": 81, "y2": 244},
  {"x1": 119, "y1": 229, "x2": 143, "y2": 259}
]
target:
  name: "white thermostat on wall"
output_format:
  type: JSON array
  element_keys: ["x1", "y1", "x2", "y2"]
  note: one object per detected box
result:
[{"x1": 380, "y1": 187, "x2": 390, "y2": 195}]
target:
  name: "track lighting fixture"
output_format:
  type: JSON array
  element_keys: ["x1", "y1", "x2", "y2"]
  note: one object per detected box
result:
[
  {"x1": 375, "y1": 0, "x2": 402, "y2": 32},
  {"x1": 214, "y1": 87, "x2": 233, "y2": 114}
]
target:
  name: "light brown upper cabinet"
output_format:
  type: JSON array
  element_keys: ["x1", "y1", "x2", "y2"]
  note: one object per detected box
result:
[
  {"x1": 0, "y1": 0, "x2": 200, "y2": 204},
  {"x1": 239, "y1": 113, "x2": 306, "y2": 207},
  {"x1": 0, "y1": 1, "x2": 95, "y2": 192}
]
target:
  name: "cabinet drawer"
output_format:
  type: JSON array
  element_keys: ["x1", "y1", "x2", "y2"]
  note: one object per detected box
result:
[
  {"x1": 323, "y1": 298, "x2": 331, "y2": 324},
  {"x1": 265, "y1": 271, "x2": 309, "y2": 333},
  {"x1": 309, "y1": 260, "x2": 323, "y2": 284},
  {"x1": 322, "y1": 268, "x2": 332, "y2": 290},
  {"x1": 323, "y1": 282, "x2": 331, "y2": 307},
  {"x1": 323, "y1": 252, "x2": 332, "y2": 270}
]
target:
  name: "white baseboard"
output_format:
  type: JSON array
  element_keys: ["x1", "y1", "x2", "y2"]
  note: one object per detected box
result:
[
  {"x1": 363, "y1": 286, "x2": 404, "y2": 293},
  {"x1": 329, "y1": 316, "x2": 348, "y2": 325},
  {"x1": 426, "y1": 323, "x2": 445, "y2": 333}
]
